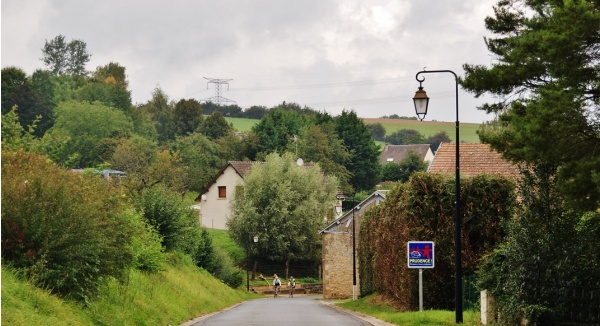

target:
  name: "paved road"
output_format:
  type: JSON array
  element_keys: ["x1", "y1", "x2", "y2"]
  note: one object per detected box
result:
[{"x1": 183, "y1": 295, "x2": 375, "y2": 326}]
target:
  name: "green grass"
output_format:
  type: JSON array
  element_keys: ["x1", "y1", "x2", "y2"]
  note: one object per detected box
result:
[
  {"x1": 225, "y1": 116, "x2": 481, "y2": 143},
  {"x1": 1, "y1": 255, "x2": 258, "y2": 326},
  {"x1": 337, "y1": 294, "x2": 481, "y2": 326},
  {"x1": 369, "y1": 119, "x2": 482, "y2": 143},
  {"x1": 206, "y1": 228, "x2": 245, "y2": 262},
  {"x1": 225, "y1": 117, "x2": 258, "y2": 132}
]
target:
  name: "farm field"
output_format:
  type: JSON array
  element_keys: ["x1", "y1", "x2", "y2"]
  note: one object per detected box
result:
[{"x1": 226, "y1": 117, "x2": 482, "y2": 144}]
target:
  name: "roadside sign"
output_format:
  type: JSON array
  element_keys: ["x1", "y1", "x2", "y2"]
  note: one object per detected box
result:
[{"x1": 407, "y1": 241, "x2": 435, "y2": 268}]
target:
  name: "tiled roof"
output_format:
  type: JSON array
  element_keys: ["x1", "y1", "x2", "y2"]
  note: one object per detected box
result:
[
  {"x1": 380, "y1": 144, "x2": 431, "y2": 164},
  {"x1": 229, "y1": 161, "x2": 260, "y2": 177},
  {"x1": 428, "y1": 143, "x2": 520, "y2": 179}
]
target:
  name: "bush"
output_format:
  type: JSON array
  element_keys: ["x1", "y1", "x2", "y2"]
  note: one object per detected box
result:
[
  {"x1": 1, "y1": 150, "x2": 135, "y2": 302},
  {"x1": 126, "y1": 209, "x2": 166, "y2": 273},
  {"x1": 477, "y1": 164, "x2": 600, "y2": 325},
  {"x1": 359, "y1": 172, "x2": 516, "y2": 310},
  {"x1": 209, "y1": 248, "x2": 244, "y2": 288},
  {"x1": 134, "y1": 186, "x2": 197, "y2": 252}
]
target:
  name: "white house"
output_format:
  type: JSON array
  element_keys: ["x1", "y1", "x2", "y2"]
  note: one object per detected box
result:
[{"x1": 195, "y1": 161, "x2": 258, "y2": 229}]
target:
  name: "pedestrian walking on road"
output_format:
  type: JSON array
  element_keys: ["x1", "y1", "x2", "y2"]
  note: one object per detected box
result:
[{"x1": 288, "y1": 276, "x2": 296, "y2": 298}]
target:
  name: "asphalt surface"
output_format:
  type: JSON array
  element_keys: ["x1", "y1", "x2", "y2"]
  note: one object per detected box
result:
[{"x1": 180, "y1": 295, "x2": 395, "y2": 326}]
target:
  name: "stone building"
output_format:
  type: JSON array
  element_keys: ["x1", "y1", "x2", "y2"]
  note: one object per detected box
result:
[{"x1": 320, "y1": 191, "x2": 387, "y2": 299}]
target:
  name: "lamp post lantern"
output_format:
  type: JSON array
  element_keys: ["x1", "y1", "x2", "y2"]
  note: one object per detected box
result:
[
  {"x1": 413, "y1": 69, "x2": 463, "y2": 323},
  {"x1": 247, "y1": 235, "x2": 259, "y2": 291}
]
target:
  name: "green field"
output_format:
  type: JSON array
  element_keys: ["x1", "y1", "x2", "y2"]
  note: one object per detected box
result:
[{"x1": 225, "y1": 117, "x2": 482, "y2": 143}]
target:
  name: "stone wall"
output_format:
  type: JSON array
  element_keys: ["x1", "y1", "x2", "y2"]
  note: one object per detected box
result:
[{"x1": 322, "y1": 230, "x2": 360, "y2": 299}]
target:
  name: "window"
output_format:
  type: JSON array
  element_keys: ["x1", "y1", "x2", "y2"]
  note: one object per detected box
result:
[{"x1": 218, "y1": 186, "x2": 226, "y2": 198}]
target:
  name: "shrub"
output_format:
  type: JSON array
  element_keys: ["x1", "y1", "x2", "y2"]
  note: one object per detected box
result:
[
  {"x1": 134, "y1": 186, "x2": 196, "y2": 252},
  {"x1": 126, "y1": 209, "x2": 166, "y2": 273},
  {"x1": 1, "y1": 150, "x2": 135, "y2": 302},
  {"x1": 359, "y1": 172, "x2": 516, "y2": 310},
  {"x1": 477, "y1": 164, "x2": 600, "y2": 325}
]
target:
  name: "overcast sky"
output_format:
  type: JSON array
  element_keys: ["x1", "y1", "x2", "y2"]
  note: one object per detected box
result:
[{"x1": 2, "y1": 0, "x2": 499, "y2": 123}]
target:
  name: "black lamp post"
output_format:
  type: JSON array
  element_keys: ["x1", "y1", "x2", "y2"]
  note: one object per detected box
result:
[
  {"x1": 413, "y1": 70, "x2": 463, "y2": 323},
  {"x1": 351, "y1": 194, "x2": 357, "y2": 301}
]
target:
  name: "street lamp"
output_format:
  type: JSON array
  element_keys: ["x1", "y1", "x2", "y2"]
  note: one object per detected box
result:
[
  {"x1": 247, "y1": 235, "x2": 259, "y2": 291},
  {"x1": 335, "y1": 193, "x2": 345, "y2": 217},
  {"x1": 351, "y1": 194, "x2": 357, "y2": 301},
  {"x1": 413, "y1": 69, "x2": 463, "y2": 323}
]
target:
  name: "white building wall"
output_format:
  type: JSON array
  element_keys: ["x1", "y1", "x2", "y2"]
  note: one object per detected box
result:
[{"x1": 199, "y1": 167, "x2": 244, "y2": 230}]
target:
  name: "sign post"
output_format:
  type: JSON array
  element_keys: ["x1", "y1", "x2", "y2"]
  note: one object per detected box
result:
[{"x1": 407, "y1": 241, "x2": 435, "y2": 312}]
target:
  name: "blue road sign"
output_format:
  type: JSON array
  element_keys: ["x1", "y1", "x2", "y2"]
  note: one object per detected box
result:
[{"x1": 407, "y1": 241, "x2": 435, "y2": 268}]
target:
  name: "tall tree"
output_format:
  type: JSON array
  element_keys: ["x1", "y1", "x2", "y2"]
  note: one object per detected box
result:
[
  {"x1": 170, "y1": 132, "x2": 226, "y2": 192},
  {"x1": 199, "y1": 111, "x2": 232, "y2": 140},
  {"x1": 138, "y1": 87, "x2": 175, "y2": 143},
  {"x1": 289, "y1": 124, "x2": 352, "y2": 193},
  {"x1": 228, "y1": 152, "x2": 339, "y2": 262},
  {"x1": 461, "y1": 0, "x2": 600, "y2": 211},
  {"x1": 173, "y1": 98, "x2": 203, "y2": 136},
  {"x1": 41, "y1": 35, "x2": 91, "y2": 76},
  {"x1": 252, "y1": 108, "x2": 308, "y2": 158},
  {"x1": 335, "y1": 110, "x2": 381, "y2": 192},
  {"x1": 92, "y1": 62, "x2": 129, "y2": 90}
]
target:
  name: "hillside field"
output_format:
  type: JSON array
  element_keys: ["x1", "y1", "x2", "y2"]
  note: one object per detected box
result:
[{"x1": 226, "y1": 117, "x2": 482, "y2": 143}]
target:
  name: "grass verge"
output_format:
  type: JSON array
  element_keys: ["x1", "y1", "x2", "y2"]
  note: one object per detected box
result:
[
  {"x1": 1, "y1": 254, "x2": 258, "y2": 326},
  {"x1": 337, "y1": 294, "x2": 481, "y2": 326}
]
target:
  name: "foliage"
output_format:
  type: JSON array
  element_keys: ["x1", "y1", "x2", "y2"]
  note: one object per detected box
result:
[
  {"x1": 251, "y1": 108, "x2": 309, "y2": 158},
  {"x1": 289, "y1": 123, "x2": 352, "y2": 194},
  {"x1": 1, "y1": 150, "x2": 136, "y2": 302},
  {"x1": 47, "y1": 100, "x2": 133, "y2": 167},
  {"x1": 381, "y1": 151, "x2": 428, "y2": 182},
  {"x1": 426, "y1": 131, "x2": 451, "y2": 152},
  {"x1": 477, "y1": 164, "x2": 600, "y2": 325},
  {"x1": 200, "y1": 111, "x2": 233, "y2": 140},
  {"x1": 367, "y1": 122, "x2": 386, "y2": 141},
  {"x1": 384, "y1": 128, "x2": 425, "y2": 145},
  {"x1": 2, "y1": 67, "x2": 55, "y2": 136},
  {"x1": 228, "y1": 152, "x2": 339, "y2": 262},
  {"x1": 41, "y1": 35, "x2": 91, "y2": 76},
  {"x1": 73, "y1": 79, "x2": 132, "y2": 114},
  {"x1": 92, "y1": 62, "x2": 129, "y2": 90},
  {"x1": 461, "y1": 0, "x2": 600, "y2": 211},
  {"x1": 137, "y1": 87, "x2": 176, "y2": 144},
  {"x1": 133, "y1": 185, "x2": 197, "y2": 253},
  {"x1": 169, "y1": 132, "x2": 226, "y2": 192},
  {"x1": 359, "y1": 172, "x2": 516, "y2": 310},
  {"x1": 2, "y1": 258, "x2": 257, "y2": 326},
  {"x1": 125, "y1": 209, "x2": 166, "y2": 273},
  {"x1": 173, "y1": 98, "x2": 203, "y2": 136},
  {"x1": 335, "y1": 110, "x2": 382, "y2": 191}
]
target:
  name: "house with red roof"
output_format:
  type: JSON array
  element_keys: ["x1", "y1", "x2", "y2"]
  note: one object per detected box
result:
[{"x1": 427, "y1": 143, "x2": 520, "y2": 179}]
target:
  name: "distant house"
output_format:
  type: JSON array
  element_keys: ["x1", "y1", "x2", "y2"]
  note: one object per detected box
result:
[
  {"x1": 427, "y1": 143, "x2": 520, "y2": 179},
  {"x1": 379, "y1": 144, "x2": 434, "y2": 166},
  {"x1": 320, "y1": 190, "x2": 388, "y2": 299},
  {"x1": 195, "y1": 161, "x2": 258, "y2": 229}
]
